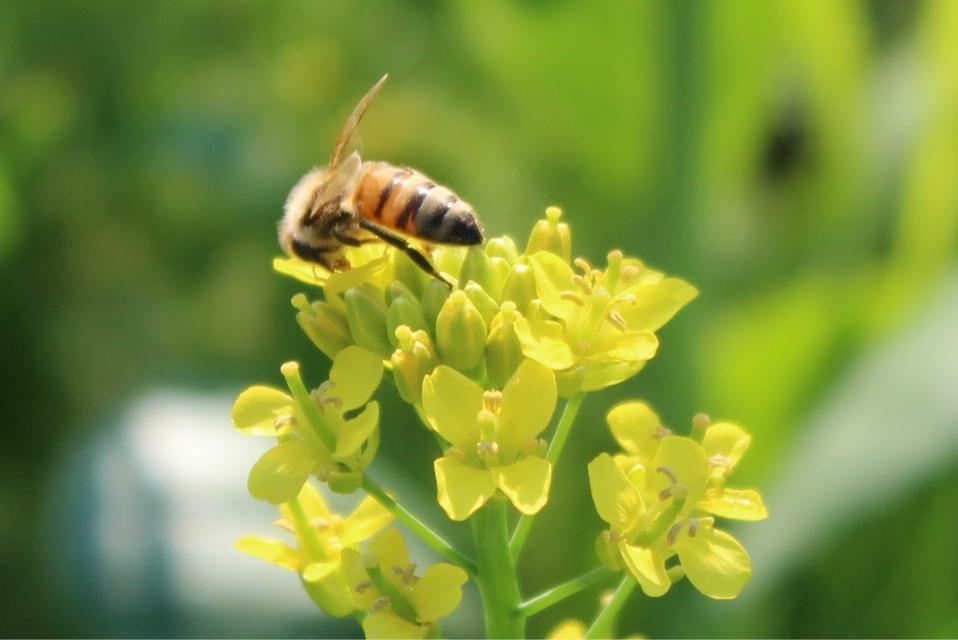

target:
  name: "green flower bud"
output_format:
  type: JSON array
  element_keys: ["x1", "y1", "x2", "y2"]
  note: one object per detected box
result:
[
  {"x1": 292, "y1": 294, "x2": 353, "y2": 358},
  {"x1": 463, "y1": 281, "x2": 499, "y2": 326},
  {"x1": 595, "y1": 531, "x2": 624, "y2": 571},
  {"x1": 326, "y1": 468, "x2": 363, "y2": 494},
  {"x1": 485, "y1": 235, "x2": 519, "y2": 264},
  {"x1": 387, "y1": 294, "x2": 429, "y2": 345},
  {"x1": 500, "y1": 262, "x2": 538, "y2": 313},
  {"x1": 391, "y1": 326, "x2": 438, "y2": 405},
  {"x1": 525, "y1": 206, "x2": 571, "y2": 263},
  {"x1": 459, "y1": 246, "x2": 505, "y2": 300},
  {"x1": 422, "y1": 278, "x2": 451, "y2": 334},
  {"x1": 385, "y1": 281, "x2": 417, "y2": 306},
  {"x1": 485, "y1": 302, "x2": 523, "y2": 389},
  {"x1": 343, "y1": 283, "x2": 392, "y2": 358},
  {"x1": 436, "y1": 290, "x2": 487, "y2": 372},
  {"x1": 392, "y1": 250, "x2": 427, "y2": 298}
]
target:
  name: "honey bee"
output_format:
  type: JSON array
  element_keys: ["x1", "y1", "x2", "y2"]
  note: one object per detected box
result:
[{"x1": 278, "y1": 74, "x2": 484, "y2": 286}]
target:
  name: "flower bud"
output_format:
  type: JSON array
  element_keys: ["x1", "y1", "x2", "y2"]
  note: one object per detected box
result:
[
  {"x1": 463, "y1": 281, "x2": 499, "y2": 326},
  {"x1": 421, "y1": 279, "x2": 451, "y2": 334},
  {"x1": 595, "y1": 531, "x2": 624, "y2": 571},
  {"x1": 485, "y1": 302, "x2": 523, "y2": 389},
  {"x1": 292, "y1": 294, "x2": 353, "y2": 358},
  {"x1": 459, "y1": 246, "x2": 505, "y2": 300},
  {"x1": 326, "y1": 468, "x2": 363, "y2": 495},
  {"x1": 392, "y1": 251, "x2": 427, "y2": 298},
  {"x1": 387, "y1": 294, "x2": 429, "y2": 345},
  {"x1": 525, "y1": 206, "x2": 571, "y2": 263},
  {"x1": 385, "y1": 281, "x2": 417, "y2": 306},
  {"x1": 344, "y1": 283, "x2": 392, "y2": 358},
  {"x1": 500, "y1": 262, "x2": 537, "y2": 312},
  {"x1": 436, "y1": 290, "x2": 487, "y2": 372},
  {"x1": 485, "y1": 235, "x2": 519, "y2": 264},
  {"x1": 391, "y1": 326, "x2": 438, "y2": 405}
]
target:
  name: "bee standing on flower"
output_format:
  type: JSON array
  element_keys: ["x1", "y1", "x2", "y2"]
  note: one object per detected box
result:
[{"x1": 278, "y1": 74, "x2": 485, "y2": 286}]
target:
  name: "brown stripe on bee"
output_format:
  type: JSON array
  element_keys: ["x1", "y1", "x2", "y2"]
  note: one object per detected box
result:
[
  {"x1": 373, "y1": 168, "x2": 413, "y2": 219},
  {"x1": 396, "y1": 181, "x2": 436, "y2": 231},
  {"x1": 415, "y1": 189, "x2": 458, "y2": 237}
]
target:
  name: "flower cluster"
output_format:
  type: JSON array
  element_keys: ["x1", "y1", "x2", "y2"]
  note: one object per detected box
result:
[
  {"x1": 232, "y1": 207, "x2": 766, "y2": 639},
  {"x1": 589, "y1": 402, "x2": 767, "y2": 599}
]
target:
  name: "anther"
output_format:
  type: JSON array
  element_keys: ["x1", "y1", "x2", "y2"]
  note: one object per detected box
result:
[
  {"x1": 310, "y1": 517, "x2": 332, "y2": 531},
  {"x1": 273, "y1": 414, "x2": 294, "y2": 429},
  {"x1": 574, "y1": 257, "x2": 593, "y2": 275},
  {"x1": 371, "y1": 596, "x2": 391, "y2": 613},
  {"x1": 667, "y1": 522, "x2": 684, "y2": 546},
  {"x1": 622, "y1": 266, "x2": 640, "y2": 279},
  {"x1": 654, "y1": 426, "x2": 673, "y2": 439},
  {"x1": 402, "y1": 563, "x2": 417, "y2": 584},
  {"x1": 657, "y1": 466, "x2": 678, "y2": 484},
  {"x1": 692, "y1": 413, "x2": 711, "y2": 430},
  {"x1": 477, "y1": 440, "x2": 499, "y2": 459},
  {"x1": 688, "y1": 518, "x2": 699, "y2": 537},
  {"x1": 318, "y1": 395, "x2": 343, "y2": 409},
  {"x1": 355, "y1": 581, "x2": 373, "y2": 593},
  {"x1": 483, "y1": 390, "x2": 503, "y2": 414},
  {"x1": 571, "y1": 274, "x2": 592, "y2": 294},
  {"x1": 606, "y1": 310, "x2": 627, "y2": 331},
  {"x1": 613, "y1": 293, "x2": 637, "y2": 306},
  {"x1": 560, "y1": 291, "x2": 586, "y2": 306},
  {"x1": 272, "y1": 518, "x2": 295, "y2": 534}
]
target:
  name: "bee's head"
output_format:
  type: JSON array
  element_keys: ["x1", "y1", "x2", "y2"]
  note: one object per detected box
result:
[{"x1": 278, "y1": 167, "x2": 332, "y2": 253}]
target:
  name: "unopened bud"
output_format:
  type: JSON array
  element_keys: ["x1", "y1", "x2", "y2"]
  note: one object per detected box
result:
[
  {"x1": 386, "y1": 294, "x2": 429, "y2": 345},
  {"x1": 326, "y1": 468, "x2": 363, "y2": 495},
  {"x1": 500, "y1": 262, "x2": 537, "y2": 312},
  {"x1": 421, "y1": 279, "x2": 451, "y2": 333},
  {"x1": 485, "y1": 235, "x2": 519, "y2": 264},
  {"x1": 392, "y1": 250, "x2": 427, "y2": 298},
  {"x1": 463, "y1": 281, "x2": 499, "y2": 326},
  {"x1": 459, "y1": 246, "x2": 505, "y2": 300},
  {"x1": 485, "y1": 305, "x2": 523, "y2": 389},
  {"x1": 436, "y1": 291, "x2": 487, "y2": 372},
  {"x1": 525, "y1": 206, "x2": 572, "y2": 263},
  {"x1": 390, "y1": 326, "x2": 438, "y2": 405},
  {"x1": 343, "y1": 283, "x2": 392, "y2": 358},
  {"x1": 293, "y1": 296, "x2": 352, "y2": 359}
]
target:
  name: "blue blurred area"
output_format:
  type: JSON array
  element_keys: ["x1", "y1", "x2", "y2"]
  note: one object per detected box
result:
[{"x1": 1, "y1": 0, "x2": 957, "y2": 637}]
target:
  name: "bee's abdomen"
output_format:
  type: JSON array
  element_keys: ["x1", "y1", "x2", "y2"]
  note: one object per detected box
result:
[{"x1": 356, "y1": 163, "x2": 483, "y2": 246}]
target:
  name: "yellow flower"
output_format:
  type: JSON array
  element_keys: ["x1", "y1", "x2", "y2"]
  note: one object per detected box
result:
[
  {"x1": 514, "y1": 250, "x2": 697, "y2": 395},
  {"x1": 588, "y1": 402, "x2": 767, "y2": 599},
  {"x1": 236, "y1": 482, "x2": 393, "y2": 617},
  {"x1": 421, "y1": 359, "x2": 557, "y2": 520},
  {"x1": 232, "y1": 346, "x2": 384, "y2": 501},
  {"x1": 340, "y1": 529, "x2": 468, "y2": 639}
]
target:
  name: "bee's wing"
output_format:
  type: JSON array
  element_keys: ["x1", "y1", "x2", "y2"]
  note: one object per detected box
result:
[
  {"x1": 329, "y1": 73, "x2": 388, "y2": 169},
  {"x1": 310, "y1": 151, "x2": 363, "y2": 219}
]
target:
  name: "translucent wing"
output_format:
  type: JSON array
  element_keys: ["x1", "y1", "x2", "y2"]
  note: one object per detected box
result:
[{"x1": 329, "y1": 73, "x2": 388, "y2": 169}]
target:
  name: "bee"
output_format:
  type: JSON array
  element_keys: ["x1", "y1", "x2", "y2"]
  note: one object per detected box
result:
[{"x1": 278, "y1": 74, "x2": 484, "y2": 286}]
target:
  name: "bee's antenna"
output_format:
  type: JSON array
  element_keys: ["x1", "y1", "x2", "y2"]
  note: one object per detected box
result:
[{"x1": 329, "y1": 73, "x2": 389, "y2": 169}]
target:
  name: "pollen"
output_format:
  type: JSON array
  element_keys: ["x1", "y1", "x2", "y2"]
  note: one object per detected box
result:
[
  {"x1": 606, "y1": 310, "x2": 627, "y2": 331},
  {"x1": 482, "y1": 390, "x2": 503, "y2": 414}
]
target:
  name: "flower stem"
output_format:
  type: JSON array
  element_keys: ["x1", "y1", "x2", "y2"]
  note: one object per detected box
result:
[
  {"x1": 517, "y1": 566, "x2": 612, "y2": 618},
  {"x1": 288, "y1": 496, "x2": 328, "y2": 561},
  {"x1": 584, "y1": 575, "x2": 636, "y2": 639},
  {"x1": 475, "y1": 502, "x2": 525, "y2": 639},
  {"x1": 361, "y1": 475, "x2": 477, "y2": 575},
  {"x1": 509, "y1": 392, "x2": 587, "y2": 560}
]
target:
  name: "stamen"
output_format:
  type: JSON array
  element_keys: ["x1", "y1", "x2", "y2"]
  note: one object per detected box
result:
[
  {"x1": 318, "y1": 395, "x2": 343, "y2": 409},
  {"x1": 273, "y1": 414, "x2": 294, "y2": 429},
  {"x1": 477, "y1": 440, "x2": 499, "y2": 459},
  {"x1": 574, "y1": 257, "x2": 593, "y2": 275},
  {"x1": 667, "y1": 522, "x2": 684, "y2": 546},
  {"x1": 310, "y1": 517, "x2": 332, "y2": 531},
  {"x1": 560, "y1": 291, "x2": 586, "y2": 306},
  {"x1": 371, "y1": 596, "x2": 391, "y2": 613},
  {"x1": 317, "y1": 468, "x2": 331, "y2": 482},
  {"x1": 692, "y1": 413, "x2": 711, "y2": 430},
  {"x1": 483, "y1": 390, "x2": 503, "y2": 414},
  {"x1": 608, "y1": 530, "x2": 624, "y2": 543},
  {"x1": 571, "y1": 274, "x2": 591, "y2": 294},
  {"x1": 688, "y1": 518, "x2": 699, "y2": 537},
  {"x1": 657, "y1": 466, "x2": 678, "y2": 484},
  {"x1": 622, "y1": 266, "x2": 640, "y2": 280},
  {"x1": 355, "y1": 581, "x2": 372, "y2": 594},
  {"x1": 708, "y1": 454, "x2": 732, "y2": 468},
  {"x1": 402, "y1": 563, "x2": 417, "y2": 584},
  {"x1": 654, "y1": 426, "x2": 673, "y2": 439},
  {"x1": 613, "y1": 293, "x2": 637, "y2": 306},
  {"x1": 606, "y1": 310, "x2": 627, "y2": 331},
  {"x1": 272, "y1": 518, "x2": 295, "y2": 534},
  {"x1": 446, "y1": 446, "x2": 467, "y2": 462}
]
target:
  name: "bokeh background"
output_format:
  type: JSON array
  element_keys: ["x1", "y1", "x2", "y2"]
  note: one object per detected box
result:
[{"x1": 2, "y1": 1, "x2": 957, "y2": 637}]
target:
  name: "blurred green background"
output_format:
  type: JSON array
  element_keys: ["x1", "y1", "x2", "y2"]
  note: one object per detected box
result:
[{"x1": 2, "y1": 0, "x2": 957, "y2": 637}]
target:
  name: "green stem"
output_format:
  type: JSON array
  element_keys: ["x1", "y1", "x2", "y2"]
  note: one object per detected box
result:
[
  {"x1": 584, "y1": 575, "x2": 637, "y2": 639},
  {"x1": 288, "y1": 496, "x2": 328, "y2": 561},
  {"x1": 509, "y1": 393, "x2": 587, "y2": 560},
  {"x1": 475, "y1": 502, "x2": 525, "y2": 639},
  {"x1": 361, "y1": 475, "x2": 477, "y2": 575},
  {"x1": 518, "y1": 566, "x2": 612, "y2": 618}
]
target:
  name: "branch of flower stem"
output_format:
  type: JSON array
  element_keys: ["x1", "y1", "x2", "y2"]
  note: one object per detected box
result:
[
  {"x1": 509, "y1": 392, "x2": 587, "y2": 560},
  {"x1": 361, "y1": 475, "x2": 477, "y2": 575},
  {"x1": 517, "y1": 566, "x2": 613, "y2": 618},
  {"x1": 584, "y1": 575, "x2": 637, "y2": 639}
]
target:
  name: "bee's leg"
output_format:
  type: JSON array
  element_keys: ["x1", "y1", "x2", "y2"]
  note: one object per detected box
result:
[
  {"x1": 290, "y1": 238, "x2": 350, "y2": 271},
  {"x1": 357, "y1": 219, "x2": 453, "y2": 287},
  {"x1": 330, "y1": 226, "x2": 379, "y2": 246}
]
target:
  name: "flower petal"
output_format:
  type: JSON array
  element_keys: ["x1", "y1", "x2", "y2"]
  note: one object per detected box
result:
[
  {"x1": 247, "y1": 441, "x2": 316, "y2": 505},
  {"x1": 410, "y1": 563, "x2": 469, "y2": 621},
  {"x1": 422, "y1": 366, "x2": 483, "y2": 451},
  {"x1": 607, "y1": 401, "x2": 665, "y2": 462},
  {"x1": 232, "y1": 386, "x2": 293, "y2": 436},
  {"x1": 329, "y1": 346, "x2": 385, "y2": 411},
  {"x1": 302, "y1": 570, "x2": 355, "y2": 618},
  {"x1": 587, "y1": 453, "x2": 645, "y2": 531},
  {"x1": 293, "y1": 480, "x2": 333, "y2": 519},
  {"x1": 323, "y1": 256, "x2": 390, "y2": 310},
  {"x1": 528, "y1": 252, "x2": 579, "y2": 320},
  {"x1": 579, "y1": 360, "x2": 645, "y2": 392},
  {"x1": 334, "y1": 401, "x2": 379, "y2": 459},
  {"x1": 272, "y1": 257, "x2": 328, "y2": 287},
  {"x1": 302, "y1": 560, "x2": 340, "y2": 583},
  {"x1": 369, "y1": 528, "x2": 409, "y2": 581},
  {"x1": 362, "y1": 610, "x2": 427, "y2": 640},
  {"x1": 235, "y1": 535, "x2": 300, "y2": 571},
  {"x1": 514, "y1": 317, "x2": 576, "y2": 370},
  {"x1": 698, "y1": 488, "x2": 768, "y2": 521},
  {"x1": 620, "y1": 542, "x2": 670, "y2": 597},
  {"x1": 603, "y1": 331, "x2": 658, "y2": 363},
  {"x1": 494, "y1": 456, "x2": 552, "y2": 515},
  {"x1": 547, "y1": 619, "x2": 587, "y2": 639},
  {"x1": 497, "y1": 360, "x2": 557, "y2": 458},
  {"x1": 674, "y1": 526, "x2": 752, "y2": 600},
  {"x1": 618, "y1": 277, "x2": 698, "y2": 332},
  {"x1": 434, "y1": 456, "x2": 497, "y2": 521},
  {"x1": 340, "y1": 495, "x2": 395, "y2": 547},
  {"x1": 702, "y1": 422, "x2": 751, "y2": 471},
  {"x1": 652, "y1": 437, "x2": 710, "y2": 511},
  {"x1": 340, "y1": 548, "x2": 379, "y2": 610}
]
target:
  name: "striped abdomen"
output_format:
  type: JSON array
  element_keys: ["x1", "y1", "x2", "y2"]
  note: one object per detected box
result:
[{"x1": 354, "y1": 162, "x2": 484, "y2": 245}]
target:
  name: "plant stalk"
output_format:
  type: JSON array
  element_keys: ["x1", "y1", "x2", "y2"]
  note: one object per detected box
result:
[
  {"x1": 476, "y1": 502, "x2": 525, "y2": 639},
  {"x1": 518, "y1": 566, "x2": 612, "y2": 618},
  {"x1": 585, "y1": 575, "x2": 637, "y2": 639}
]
